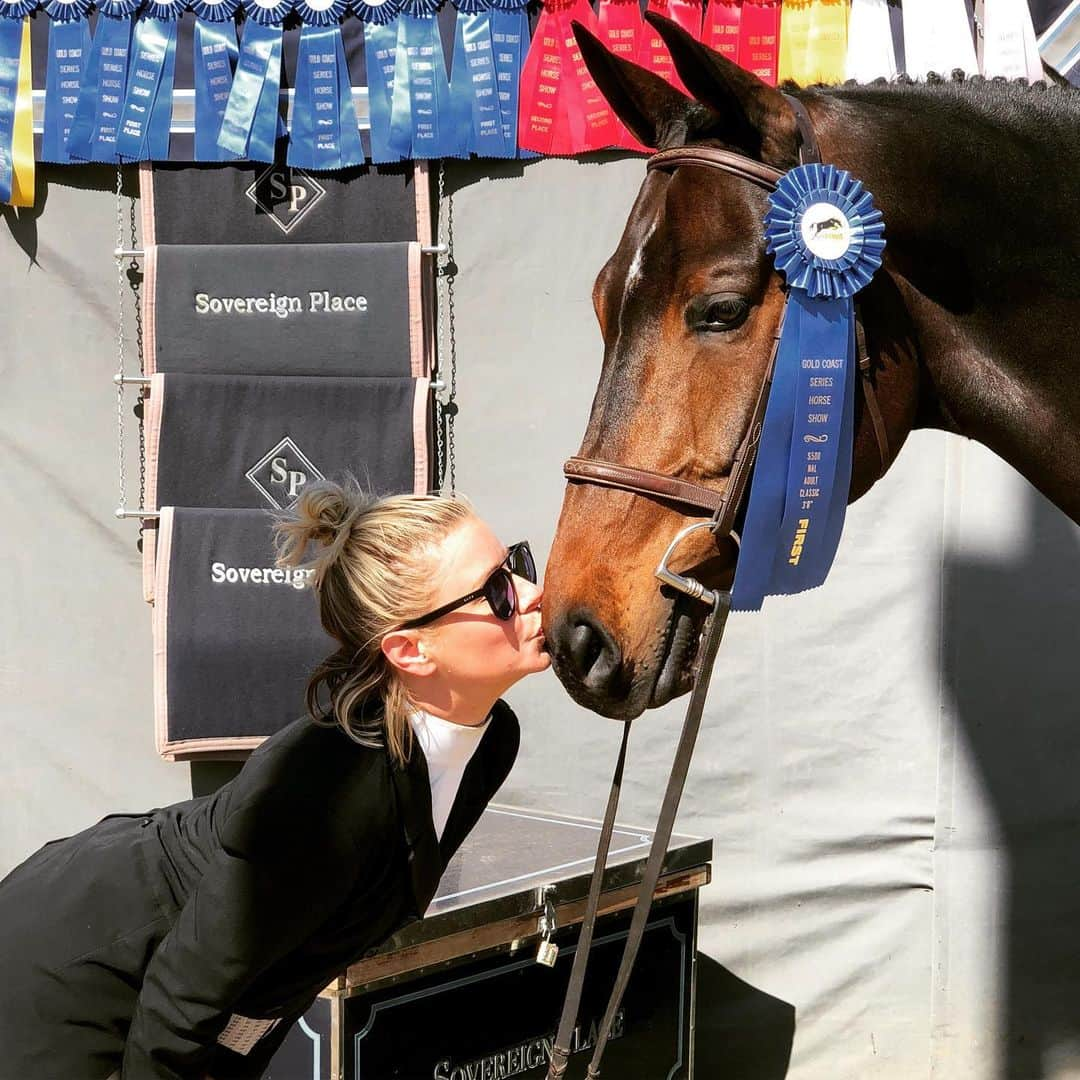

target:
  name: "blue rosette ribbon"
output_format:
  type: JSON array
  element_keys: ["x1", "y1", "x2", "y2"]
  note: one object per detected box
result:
[
  {"x1": 0, "y1": 0, "x2": 35, "y2": 202},
  {"x1": 217, "y1": 0, "x2": 292, "y2": 162},
  {"x1": 190, "y1": 0, "x2": 242, "y2": 160},
  {"x1": 486, "y1": 0, "x2": 527, "y2": 156},
  {"x1": 354, "y1": 0, "x2": 402, "y2": 163},
  {"x1": 732, "y1": 163, "x2": 886, "y2": 612},
  {"x1": 448, "y1": 0, "x2": 513, "y2": 158},
  {"x1": 387, "y1": 0, "x2": 460, "y2": 159},
  {"x1": 114, "y1": 0, "x2": 184, "y2": 161},
  {"x1": 288, "y1": 0, "x2": 365, "y2": 170},
  {"x1": 65, "y1": 0, "x2": 141, "y2": 162},
  {"x1": 40, "y1": 0, "x2": 94, "y2": 163}
]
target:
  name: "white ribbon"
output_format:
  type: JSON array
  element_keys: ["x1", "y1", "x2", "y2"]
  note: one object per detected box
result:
[
  {"x1": 902, "y1": 0, "x2": 979, "y2": 79},
  {"x1": 846, "y1": 0, "x2": 897, "y2": 82},
  {"x1": 976, "y1": 0, "x2": 1046, "y2": 82}
]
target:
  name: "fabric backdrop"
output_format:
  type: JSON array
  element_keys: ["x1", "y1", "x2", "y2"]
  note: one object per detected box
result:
[{"x1": 2, "y1": 158, "x2": 1079, "y2": 1079}]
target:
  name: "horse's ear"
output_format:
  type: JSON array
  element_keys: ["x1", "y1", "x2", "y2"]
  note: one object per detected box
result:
[
  {"x1": 642, "y1": 10, "x2": 797, "y2": 166},
  {"x1": 572, "y1": 21, "x2": 712, "y2": 149}
]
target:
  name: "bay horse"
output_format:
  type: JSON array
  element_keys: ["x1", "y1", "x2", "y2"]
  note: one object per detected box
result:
[{"x1": 542, "y1": 13, "x2": 1080, "y2": 721}]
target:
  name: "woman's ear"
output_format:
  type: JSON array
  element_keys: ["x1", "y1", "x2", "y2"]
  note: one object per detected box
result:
[{"x1": 382, "y1": 631, "x2": 437, "y2": 677}]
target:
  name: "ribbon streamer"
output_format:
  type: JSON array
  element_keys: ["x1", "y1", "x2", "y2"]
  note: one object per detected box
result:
[
  {"x1": 0, "y1": 5, "x2": 33, "y2": 206},
  {"x1": 845, "y1": 0, "x2": 895, "y2": 83},
  {"x1": 976, "y1": 0, "x2": 1045, "y2": 83},
  {"x1": 116, "y1": 0, "x2": 183, "y2": 161},
  {"x1": 738, "y1": 0, "x2": 780, "y2": 85},
  {"x1": 66, "y1": 0, "x2": 140, "y2": 162},
  {"x1": 41, "y1": 0, "x2": 92, "y2": 163},
  {"x1": 777, "y1": 0, "x2": 848, "y2": 86},
  {"x1": 387, "y1": 0, "x2": 459, "y2": 159},
  {"x1": 901, "y1": 0, "x2": 977, "y2": 80},
  {"x1": 598, "y1": 0, "x2": 645, "y2": 149},
  {"x1": 732, "y1": 162, "x2": 885, "y2": 610},
  {"x1": 638, "y1": 0, "x2": 703, "y2": 92},
  {"x1": 518, "y1": 0, "x2": 615, "y2": 155},
  {"x1": 450, "y1": 0, "x2": 513, "y2": 158},
  {"x1": 488, "y1": 0, "x2": 528, "y2": 156},
  {"x1": 217, "y1": 0, "x2": 291, "y2": 162},
  {"x1": 701, "y1": 0, "x2": 740, "y2": 65},
  {"x1": 356, "y1": 0, "x2": 402, "y2": 162},
  {"x1": 290, "y1": 0, "x2": 365, "y2": 169},
  {"x1": 191, "y1": 0, "x2": 241, "y2": 160}
]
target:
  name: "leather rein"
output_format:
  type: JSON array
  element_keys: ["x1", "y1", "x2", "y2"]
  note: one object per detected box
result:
[{"x1": 546, "y1": 100, "x2": 890, "y2": 1080}]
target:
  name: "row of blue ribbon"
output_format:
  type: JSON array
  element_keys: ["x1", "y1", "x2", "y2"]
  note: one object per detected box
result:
[{"x1": 12, "y1": 0, "x2": 531, "y2": 168}]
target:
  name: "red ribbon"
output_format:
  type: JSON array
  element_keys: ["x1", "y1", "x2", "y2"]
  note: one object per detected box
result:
[
  {"x1": 519, "y1": 0, "x2": 618, "y2": 155},
  {"x1": 638, "y1": 0, "x2": 703, "y2": 93},
  {"x1": 597, "y1": 0, "x2": 647, "y2": 149},
  {"x1": 701, "y1": 0, "x2": 741, "y2": 63},
  {"x1": 738, "y1": 0, "x2": 780, "y2": 86}
]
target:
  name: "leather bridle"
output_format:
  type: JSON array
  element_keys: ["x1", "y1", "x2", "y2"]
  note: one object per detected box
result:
[{"x1": 546, "y1": 98, "x2": 891, "y2": 1080}]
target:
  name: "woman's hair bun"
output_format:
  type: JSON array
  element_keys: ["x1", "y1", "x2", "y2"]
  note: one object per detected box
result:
[{"x1": 274, "y1": 477, "x2": 373, "y2": 570}]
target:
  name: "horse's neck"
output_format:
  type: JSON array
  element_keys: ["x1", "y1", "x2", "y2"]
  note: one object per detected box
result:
[{"x1": 820, "y1": 83, "x2": 1080, "y2": 520}]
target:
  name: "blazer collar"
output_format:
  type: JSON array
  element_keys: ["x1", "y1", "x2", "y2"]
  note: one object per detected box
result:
[{"x1": 388, "y1": 746, "x2": 443, "y2": 916}]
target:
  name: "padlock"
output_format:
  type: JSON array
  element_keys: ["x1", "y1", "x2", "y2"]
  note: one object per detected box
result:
[
  {"x1": 535, "y1": 888, "x2": 559, "y2": 967},
  {"x1": 536, "y1": 939, "x2": 559, "y2": 967}
]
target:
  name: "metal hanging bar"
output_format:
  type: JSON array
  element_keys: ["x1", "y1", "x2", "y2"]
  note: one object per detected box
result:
[{"x1": 113, "y1": 243, "x2": 449, "y2": 259}]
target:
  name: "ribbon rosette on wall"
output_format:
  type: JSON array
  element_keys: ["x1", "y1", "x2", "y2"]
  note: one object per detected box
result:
[
  {"x1": 518, "y1": 0, "x2": 616, "y2": 155},
  {"x1": 289, "y1": 0, "x2": 365, "y2": 169},
  {"x1": 41, "y1": 0, "x2": 93, "y2": 164},
  {"x1": 901, "y1": 0, "x2": 977, "y2": 80},
  {"x1": 597, "y1": 0, "x2": 646, "y2": 149},
  {"x1": 190, "y1": 0, "x2": 241, "y2": 160},
  {"x1": 976, "y1": 0, "x2": 1045, "y2": 83},
  {"x1": 66, "y1": 0, "x2": 140, "y2": 161},
  {"x1": 449, "y1": 0, "x2": 514, "y2": 158},
  {"x1": 777, "y1": 0, "x2": 849, "y2": 86},
  {"x1": 700, "y1": 0, "x2": 780, "y2": 87},
  {"x1": 217, "y1": 0, "x2": 292, "y2": 163},
  {"x1": 732, "y1": 163, "x2": 886, "y2": 610},
  {"x1": 115, "y1": 0, "x2": 184, "y2": 160},
  {"x1": 488, "y1": 0, "x2": 528, "y2": 156},
  {"x1": 0, "y1": 0, "x2": 35, "y2": 205},
  {"x1": 387, "y1": 0, "x2": 458, "y2": 159},
  {"x1": 354, "y1": 0, "x2": 401, "y2": 162},
  {"x1": 638, "y1": 0, "x2": 701, "y2": 93}
]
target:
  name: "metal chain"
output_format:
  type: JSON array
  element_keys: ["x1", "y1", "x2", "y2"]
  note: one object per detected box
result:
[
  {"x1": 129, "y1": 187, "x2": 146, "y2": 514},
  {"x1": 115, "y1": 167, "x2": 127, "y2": 515},
  {"x1": 434, "y1": 165, "x2": 446, "y2": 491},
  {"x1": 435, "y1": 162, "x2": 457, "y2": 495}
]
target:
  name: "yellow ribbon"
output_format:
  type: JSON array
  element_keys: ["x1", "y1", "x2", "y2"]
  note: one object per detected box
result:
[
  {"x1": 778, "y1": 0, "x2": 850, "y2": 86},
  {"x1": 6, "y1": 16, "x2": 33, "y2": 208}
]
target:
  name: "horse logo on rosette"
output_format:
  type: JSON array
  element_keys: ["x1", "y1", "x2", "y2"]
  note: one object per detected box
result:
[{"x1": 800, "y1": 202, "x2": 853, "y2": 261}]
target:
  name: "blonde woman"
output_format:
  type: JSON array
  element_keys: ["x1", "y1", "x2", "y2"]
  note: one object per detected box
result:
[{"x1": 0, "y1": 482, "x2": 547, "y2": 1079}]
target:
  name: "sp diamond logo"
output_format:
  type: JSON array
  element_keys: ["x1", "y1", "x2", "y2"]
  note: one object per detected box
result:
[
  {"x1": 245, "y1": 166, "x2": 326, "y2": 236},
  {"x1": 246, "y1": 437, "x2": 324, "y2": 510}
]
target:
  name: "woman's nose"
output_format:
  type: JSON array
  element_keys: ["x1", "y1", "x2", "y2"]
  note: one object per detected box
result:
[{"x1": 518, "y1": 577, "x2": 544, "y2": 611}]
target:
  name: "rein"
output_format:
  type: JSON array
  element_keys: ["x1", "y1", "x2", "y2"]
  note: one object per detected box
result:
[{"x1": 546, "y1": 99, "x2": 889, "y2": 1080}]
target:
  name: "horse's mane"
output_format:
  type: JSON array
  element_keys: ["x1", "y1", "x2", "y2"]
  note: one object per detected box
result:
[{"x1": 801, "y1": 69, "x2": 1080, "y2": 157}]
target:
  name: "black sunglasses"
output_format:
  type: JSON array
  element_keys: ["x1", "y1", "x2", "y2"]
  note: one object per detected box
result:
[{"x1": 400, "y1": 541, "x2": 537, "y2": 630}]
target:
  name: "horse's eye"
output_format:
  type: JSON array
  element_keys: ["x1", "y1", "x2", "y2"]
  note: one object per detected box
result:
[{"x1": 688, "y1": 294, "x2": 750, "y2": 333}]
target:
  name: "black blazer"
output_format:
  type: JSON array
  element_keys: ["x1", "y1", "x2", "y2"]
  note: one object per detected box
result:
[{"x1": 0, "y1": 701, "x2": 518, "y2": 1080}]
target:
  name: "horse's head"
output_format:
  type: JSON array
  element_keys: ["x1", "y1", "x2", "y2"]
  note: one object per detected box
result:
[{"x1": 544, "y1": 16, "x2": 915, "y2": 719}]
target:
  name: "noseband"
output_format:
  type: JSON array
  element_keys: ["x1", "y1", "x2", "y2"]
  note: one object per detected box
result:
[{"x1": 546, "y1": 100, "x2": 891, "y2": 1080}]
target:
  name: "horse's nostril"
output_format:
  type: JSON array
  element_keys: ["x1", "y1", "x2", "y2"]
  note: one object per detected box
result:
[{"x1": 564, "y1": 614, "x2": 622, "y2": 692}]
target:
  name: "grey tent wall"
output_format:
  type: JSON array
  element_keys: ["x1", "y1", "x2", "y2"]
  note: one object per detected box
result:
[{"x1": 3, "y1": 160, "x2": 1079, "y2": 1079}]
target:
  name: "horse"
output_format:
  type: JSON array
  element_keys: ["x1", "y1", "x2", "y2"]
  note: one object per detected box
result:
[{"x1": 541, "y1": 13, "x2": 1080, "y2": 721}]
